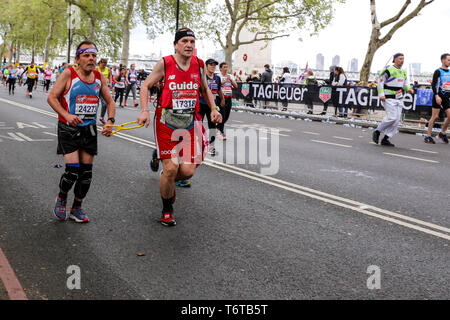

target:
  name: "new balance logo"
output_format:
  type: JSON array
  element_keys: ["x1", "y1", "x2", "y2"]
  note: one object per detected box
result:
[{"x1": 168, "y1": 75, "x2": 176, "y2": 80}]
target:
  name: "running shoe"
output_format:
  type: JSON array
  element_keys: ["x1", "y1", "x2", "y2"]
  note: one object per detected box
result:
[
  {"x1": 424, "y1": 136, "x2": 435, "y2": 144},
  {"x1": 134, "y1": 102, "x2": 139, "y2": 107},
  {"x1": 438, "y1": 132, "x2": 449, "y2": 144},
  {"x1": 175, "y1": 180, "x2": 191, "y2": 188},
  {"x1": 372, "y1": 130, "x2": 380, "y2": 144},
  {"x1": 54, "y1": 197, "x2": 68, "y2": 221},
  {"x1": 381, "y1": 138, "x2": 395, "y2": 147},
  {"x1": 160, "y1": 211, "x2": 176, "y2": 227},
  {"x1": 150, "y1": 149, "x2": 159, "y2": 172},
  {"x1": 69, "y1": 206, "x2": 89, "y2": 223},
  {"x1": 123, "y1": 101, "x2": 127, "y2": 107},
  {"x1": 208, "y1": 146, "x2": 216, "y2": 156}
]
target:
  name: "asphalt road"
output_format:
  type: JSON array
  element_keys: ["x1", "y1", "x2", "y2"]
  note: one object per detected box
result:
[{"x1": 0, "y1": 84, "x2": 449, "y2": 300}]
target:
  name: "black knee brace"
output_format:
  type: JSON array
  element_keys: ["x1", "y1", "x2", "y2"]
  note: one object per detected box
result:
[
  {"x1": 74, "y1": 164, "x2": 93, "y2": 199},
  {"x1": 59, "y1": 164, "x2": 80, "y2": 193}
]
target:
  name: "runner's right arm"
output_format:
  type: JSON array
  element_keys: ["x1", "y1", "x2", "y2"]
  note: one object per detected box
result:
[
  {"x1": 431, "y1": 69, "x2": 442, "y2": 105},
  {"x1": 47, "y1": 69, "x2": 84, "y2": 126},
  {"x1": 137, "y1": 59, "x2": 165, "y2": 128}
]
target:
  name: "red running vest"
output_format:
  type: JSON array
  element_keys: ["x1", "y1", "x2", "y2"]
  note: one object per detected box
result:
[{"x1": 159, "y1": 55, "x2": 204, "y2": 114}]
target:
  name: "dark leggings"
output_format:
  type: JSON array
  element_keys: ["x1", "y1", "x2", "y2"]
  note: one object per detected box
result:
[
  {"x1": 26, "y1": 78, "x2": 35, "y2": 93},
  {"x1": 216, "y1": 97, "x2": 232, "y2": 134},
  {"x1": 199, "y1": 103, "x2": 216, "y2": 144},
  {"x1": 7, "y1": 78, "x2": 16, "y2": 93},
  {"x1": 115, "y1": 87, "x2": 125, "y2": 105},
  {"x1": 44, "y1": 79, "x2": 51, "y2": 91}
]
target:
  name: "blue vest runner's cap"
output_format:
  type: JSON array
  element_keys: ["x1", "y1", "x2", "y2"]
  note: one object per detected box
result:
[{"x1": 393, "y1": 53, "x2": 404, "y2": 63}]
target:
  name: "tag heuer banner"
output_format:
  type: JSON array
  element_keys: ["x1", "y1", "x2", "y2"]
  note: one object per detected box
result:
[{"x1": 232, "y1": 82, "x2": 425, "y2": 111}]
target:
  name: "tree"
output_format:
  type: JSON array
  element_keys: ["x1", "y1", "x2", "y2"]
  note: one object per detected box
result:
[
  {"x1": 118, "y1": 0, "x2": 207, "y2": 67},
  {"x1": 360, "y1": 0, "x2": 434, "y2": 84},
  {"x1": 200, "y1": 0, "x2": 343, "y2": 71}
]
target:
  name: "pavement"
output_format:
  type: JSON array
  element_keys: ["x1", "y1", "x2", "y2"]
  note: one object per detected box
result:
[{"x1": 0, "y1": 83, "x2": 449, "y2": 300}]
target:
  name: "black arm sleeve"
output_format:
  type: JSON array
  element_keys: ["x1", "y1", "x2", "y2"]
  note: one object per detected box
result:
[{"x1": 431, "y1": 69, "x2": 440, "y2": 95}]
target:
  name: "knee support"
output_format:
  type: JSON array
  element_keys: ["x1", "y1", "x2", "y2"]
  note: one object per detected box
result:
[
  {"x1": 74, "y1": 163, "x2": 93, "y2": 199},
  {"x1": 59, "y1": 163, "x2": 80, "y2": 193}
]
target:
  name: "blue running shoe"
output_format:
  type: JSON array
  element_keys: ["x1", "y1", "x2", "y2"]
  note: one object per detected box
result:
[
  {"x1": 438, "y1": 132, "x2": 449, "y2": 144},
  {"x1": 175, "y1": 180, "x2": 191, "y2": 188},
  {"x1": 69, "y1": 206, "x2": 89, "y2": 223},
  {"x1": 150, "y1": 149, "x2": 159, "y2": 172},
  {"x1": 54, "y1": 197, "x2": 68, "y2": 221}
]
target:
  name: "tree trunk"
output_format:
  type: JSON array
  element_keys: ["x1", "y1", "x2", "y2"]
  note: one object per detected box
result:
[
  {"x1": 120, "y1": 0, "x2": 135, "y2": 67},
  {"x1": 89, "y1": 17, "x2": 95, "y2": 41},
  {"x1": 224, "y1": 46, "x2": 235, "y2": 72},
  {"x1": 16, "y1": 42, "x2": 20, "y2": 63},
  {"x1": 360, "y1": 39, "x2": 379, "y2": 84},
  {"x1": 44, "y1": 20, "x2": 55, "y2": 63},
  {"x1": 8, "y1": 41, "x2": 14, "y2": 64}
]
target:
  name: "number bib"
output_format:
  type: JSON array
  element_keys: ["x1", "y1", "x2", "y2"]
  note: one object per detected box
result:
[
  {"x1": 442, "y1": 82, "x2": 450, "y2": 92},
  {"x1": 395, "y1": 89, "x2": 404, "y2": 99},
  {"x1": 172, "y1": 90, "x2": 196, "y2": 114},
  {"x1": 222, "y1": 86, "x2": 233, "y2": 96},
  {"x1": 75, "y1": 95, "x2": 99, "y2": 119}
]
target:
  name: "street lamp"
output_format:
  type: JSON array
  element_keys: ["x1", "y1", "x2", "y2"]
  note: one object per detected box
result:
[
  {"x1": 176, "y1": 0, "x2": 180, "y2": 31},
  {"x1": 67, "y1": 3, "x2": 71, "y2": 63}
]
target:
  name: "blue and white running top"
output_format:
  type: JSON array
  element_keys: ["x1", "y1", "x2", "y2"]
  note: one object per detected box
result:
[{"x1": 59, "y1": 67, "x2": 102, "y2": 127}]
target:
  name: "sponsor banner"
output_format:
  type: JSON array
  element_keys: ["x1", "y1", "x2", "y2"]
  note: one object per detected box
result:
[
  {"x1": 416, "y1": 88, "x2": 433, "y2": 107},
  {"x1": 232, "y1": 83, "x2": 427, "y2": 111}
]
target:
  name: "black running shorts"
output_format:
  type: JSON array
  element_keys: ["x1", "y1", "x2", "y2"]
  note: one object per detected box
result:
[
  {"x1": 432, "y1": 92, "x2": 450, "y2": 111},
  {"x1": 57, "y1": 121, "x2": 98, "y2": 155}
]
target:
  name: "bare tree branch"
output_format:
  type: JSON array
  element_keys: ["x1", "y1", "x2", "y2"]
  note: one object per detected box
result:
[
  {"x1": 380, "y1": 0, "x2": 411, "y2": 28},
  {"x1": 380, "y1": 0, "x2": 434, "y2": 45}
]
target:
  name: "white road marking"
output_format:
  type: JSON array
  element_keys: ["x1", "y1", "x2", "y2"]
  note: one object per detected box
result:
[
  {"x1": 43, "y1": 132, "x2": 57, "y2": 137},
  {"x1": 15, "y1": 132, "x2": 53, "y2": 142},
  {"x1": 303, "y1": 131, "x2": 320, "y2": 135},
  {"x1": 383, "y1": 152, "x2": 439, "y2": 164},
  {"x1": 311, "y1": 140, "x2": 352, "y2": 148},
  {"x1": 3, "y1": 97, "x2": 450, "y2": 241},
  {"x1": 410, "y1": 148, "x2": 439, "y2": 154},
  {"x1": 333, "y1": 136, "x2": 353, "y2": 141}
]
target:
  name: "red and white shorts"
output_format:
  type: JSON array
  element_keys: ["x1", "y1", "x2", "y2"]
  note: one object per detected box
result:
[{"x1": 153, "y1": 109, "x2": 208, "y2": 166}]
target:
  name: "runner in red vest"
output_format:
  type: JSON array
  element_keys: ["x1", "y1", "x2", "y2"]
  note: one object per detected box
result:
[{"x1": 137, "y1": 28, "x2": 222, "y2": 227}]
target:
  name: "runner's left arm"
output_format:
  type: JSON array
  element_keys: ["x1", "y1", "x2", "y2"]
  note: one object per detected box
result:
[{"x1": 200, "y1": 67, "x2": 222, "y2": 124}]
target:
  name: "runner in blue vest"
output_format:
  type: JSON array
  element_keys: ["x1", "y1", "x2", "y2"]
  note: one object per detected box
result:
[
  {"x1": 372, "y1": 53, "x2": 415, "y2": 147},
  {"x1": 124, "y1": 64, "x2": 139, "y2": 107},
  {"x1": 424, "y1": 53, "x2": 450, "y2": 144}
]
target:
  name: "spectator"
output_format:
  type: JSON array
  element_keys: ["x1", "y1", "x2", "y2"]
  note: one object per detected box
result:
[
  {"x1": 413, "y1": 80, "x2": 419, "y2": 94},
  {"x1": 280, "y1": 67, "x2": 293, "y2": 111},
  {"x1": 261, "y1": 64, "x2": 273, "y2": 83},
  {"x1": 332, "y1": 67, "x2": 348, "y2": 117},
  {"x1": 260, "y1": 64, "x2": 274, "y2": 109},
  {"x1": 304, "y1": 70, "x2": 317, "y2": 114},
  {"x1": 322, "y1": 66, "x2": 337, "y2": 115}
]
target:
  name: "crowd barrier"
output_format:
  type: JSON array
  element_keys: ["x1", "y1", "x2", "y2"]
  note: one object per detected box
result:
[{"x1": 232, "y1": 82, "x2": 434, "y2": 117}]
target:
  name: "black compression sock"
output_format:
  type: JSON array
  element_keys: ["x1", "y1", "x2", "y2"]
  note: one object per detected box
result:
[
  {"x1": 58, "y1": 192, "x2": 68, "y2": 200},
  {"x1": 162, "y1": 197, "x2": 173, "y2": 212},
  {"x1": 72, "y1": 199, "x2": 82, "y2": 208}
]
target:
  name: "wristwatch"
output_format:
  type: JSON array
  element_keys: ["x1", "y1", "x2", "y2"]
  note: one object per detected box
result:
[
  {"x1": 107, "y1": 117, "x2": 115, "y2": 123},
  {"x1": 212, "y1": 106, "x2": 219, "y2": 111}
]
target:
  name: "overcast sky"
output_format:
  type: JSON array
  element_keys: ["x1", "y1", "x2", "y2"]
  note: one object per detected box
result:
[{"x1": 129, "y1": 0, "x2": 449, "y2": 74}]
